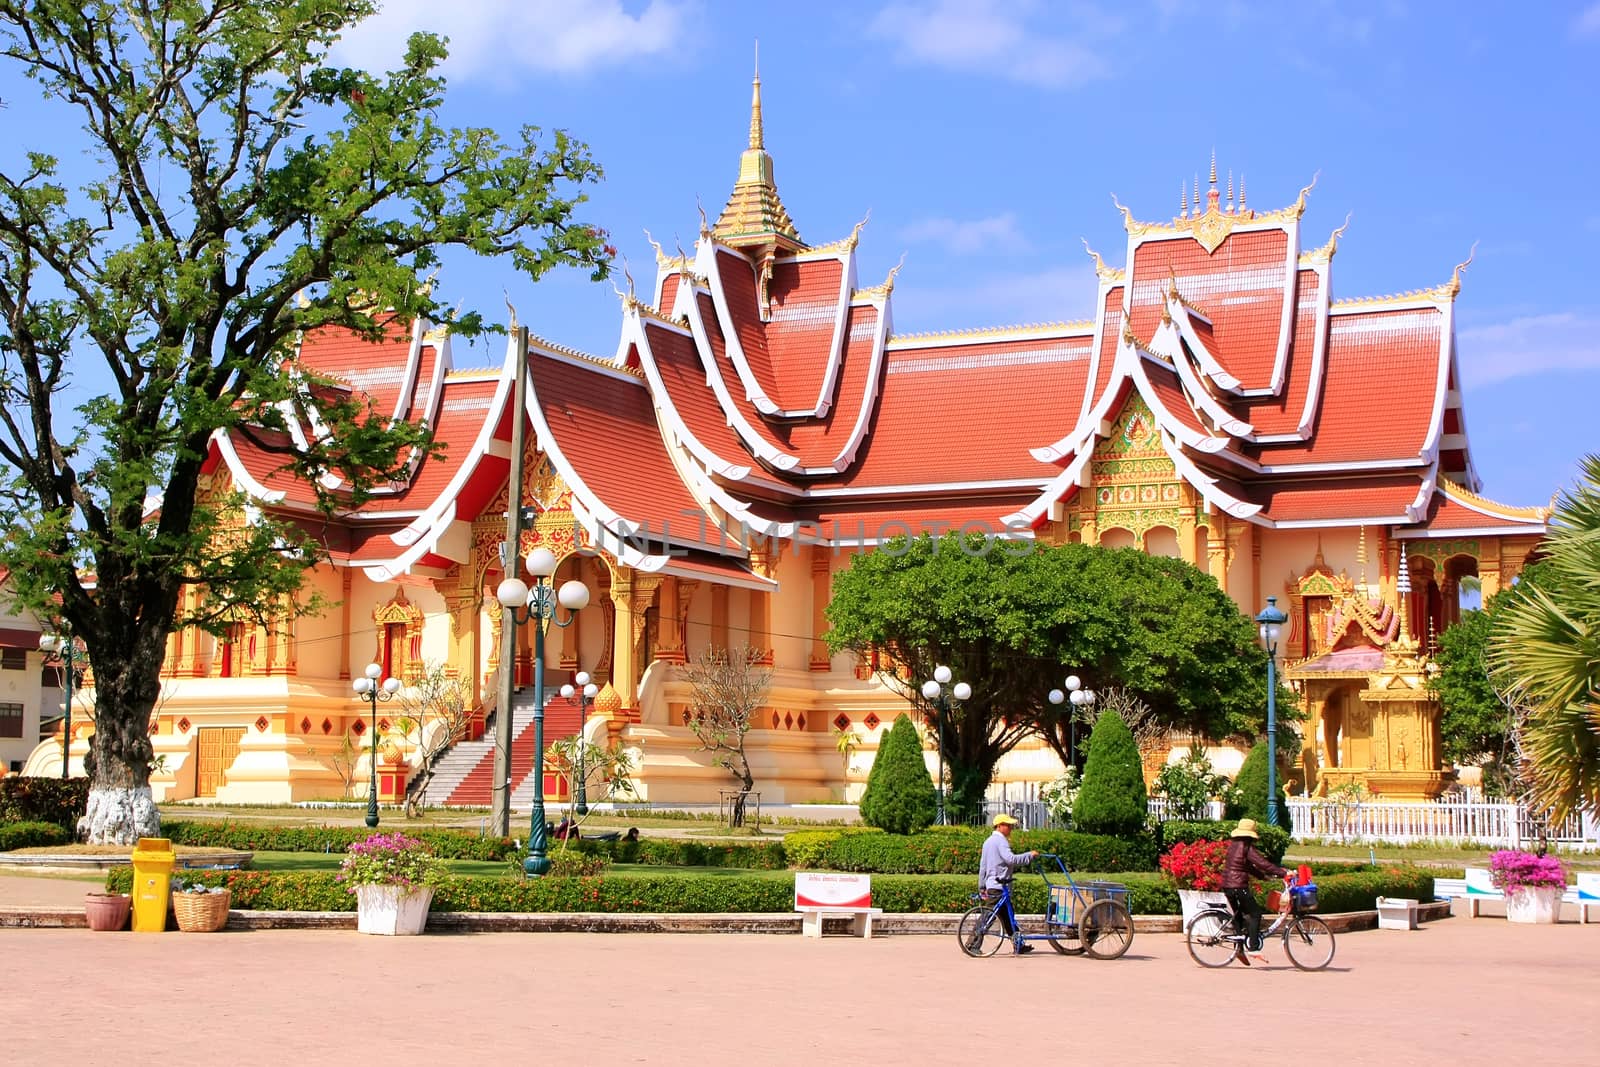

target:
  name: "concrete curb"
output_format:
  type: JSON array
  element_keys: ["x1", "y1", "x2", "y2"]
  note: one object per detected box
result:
[{"x1": 1, "y1": 900, "x2": 1452, "y2": 934}]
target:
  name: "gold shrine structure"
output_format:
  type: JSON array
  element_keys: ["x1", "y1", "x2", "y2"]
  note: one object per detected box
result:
[{"x1": 27, "y1": 71, "x2": 1550, "y2": 806}]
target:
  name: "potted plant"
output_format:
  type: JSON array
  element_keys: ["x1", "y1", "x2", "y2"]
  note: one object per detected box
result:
[
  {"x1": 339, "y1": 831, "x2": 446, "y2": 935},
  {"x1": 1160, "y1": 838, "x2": 1230, "y2": 925},
  {"x1": 171, "y1": 875, "x2": 232, "y2": 932},
  {"x1": 84, "y1": 890, "x2": 132, "y2": 931},
  {"x1": 1490, "y1": 849, "x2": 1568, "y2": 924}
]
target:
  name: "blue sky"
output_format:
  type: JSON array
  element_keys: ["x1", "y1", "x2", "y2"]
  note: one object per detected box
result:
[{"x1": 8, "y1": 1, "x2": 1599, "y2": 507}]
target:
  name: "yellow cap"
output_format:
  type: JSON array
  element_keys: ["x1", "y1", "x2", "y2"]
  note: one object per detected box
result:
[{"x1": 993, "y1": 813, "x2": 1020, "y2": 827}]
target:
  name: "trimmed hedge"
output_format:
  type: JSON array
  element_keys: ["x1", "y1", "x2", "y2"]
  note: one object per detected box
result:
[
  {"x1": 161, "y1": 820, "x2": 520, "y2": 860},
  {"x1": 1158, "y1": 820, "x2": 1291, "y2": 865},
  {"x1": 574, "y1": 837, "x2": 788, "y2": 869},
  {"x1": 0, "y1": 777, "x2": 89, "y2": 828},
  {"x1": 104, "y1": 864, "x2": 1440, "y2": 915},
  {"x1": 0, "y1": 820, "x2": 73, "y2": 851},
  {"x1": 787, "y1": 827, "x2": 1157, "y2": 875}
]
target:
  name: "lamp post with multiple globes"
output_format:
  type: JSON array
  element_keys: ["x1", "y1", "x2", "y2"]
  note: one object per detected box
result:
[
  {"x1": 919, "y1": 665, "x2": 971, "y2": 826},
  {"x1": 352, "y1": 663, "x2": 402, "y2": 828},
  {"x1": 559, "y1": 672, "x2": 600, "y2": 815},
  {"x1": 497, "y1": 547, "x2": 590, "y2": 876},
  {"x1": 1046, "y1": 674, "x2": 1097, "y2": 770}
]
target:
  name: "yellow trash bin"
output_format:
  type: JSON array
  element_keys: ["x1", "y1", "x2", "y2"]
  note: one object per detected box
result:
[{"x1": 130, "y1": 837, "x2": 176, "y2": 933}]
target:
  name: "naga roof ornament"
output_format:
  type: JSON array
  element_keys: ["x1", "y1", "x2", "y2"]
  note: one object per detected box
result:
[{"x1": 1114, "y1": 161, "x2": 1319, "y2": 253}]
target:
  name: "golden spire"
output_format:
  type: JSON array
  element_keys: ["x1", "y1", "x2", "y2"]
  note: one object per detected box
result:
[
  {"x1": 1226, "y1": 170, "x2": 1234, "y2": 215},
  {"x1": 1239, "y1": 174, "x2": 1247, "y2": 212},
  {"x1": 749, "y1": 40, "x2": 763, "y2": 150},
  {"x1": 1357, "y1": 524, "x2": 1369, "y2": 592},
  {"x1": 1209, "y1": 150, "x2": 1217, "y2": 186},
  {"x1": 714, "y1": 47, "x2": 802, "y2": 251},
  {"x1": 1180, "y1": 181, "x2": 1189, "y2": 219}
]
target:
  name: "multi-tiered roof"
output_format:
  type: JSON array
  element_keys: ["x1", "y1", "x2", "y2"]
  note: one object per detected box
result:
[{"x1": 210, "y1": 76, "x2": 1546, "y2": 586}]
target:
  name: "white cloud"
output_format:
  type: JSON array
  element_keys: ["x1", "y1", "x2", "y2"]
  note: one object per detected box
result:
[
  {"x1": 867, "y1": 0, "x2": 1111, "y2": 89},
  {"x1": 900, "y1": 213, "x2": 1030, "y2": 254},
  {"x1": 1457, "y1": 311, "x2": 1600, "y2": 385},
  {"x1": 1576, "y1": 3, "x2": 1600, "y2": 35},
  {"x1": 889, "y1": 263, "x2": 1100, "y2": 333},
  {"x1": 332, "y1": 0, "x2": 688, "y2": 82}
]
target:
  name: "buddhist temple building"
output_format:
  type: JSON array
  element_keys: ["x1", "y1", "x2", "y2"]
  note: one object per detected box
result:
[{"x1": 25, "y1": 74, "x2": 1550, "y2": 807}]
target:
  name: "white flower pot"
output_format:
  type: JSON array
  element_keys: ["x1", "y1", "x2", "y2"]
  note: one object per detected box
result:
[
  {"x1": 355, "y1": 885, "x2": 434, "y2": 935},
  {"x1": 1178, "y1": 889, "x2": 1230, "y2": 927},
  {"x1": 1504, "y1": 885, "x2": 1564, "y2": 925}
]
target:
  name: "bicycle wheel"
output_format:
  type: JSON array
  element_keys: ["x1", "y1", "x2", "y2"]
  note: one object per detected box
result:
[
  {"x1": 1047, "y1": 916, "x2": 1086, "y2": 955},
  {"x1": 1081, "y1": 899, "x2": 1134, "y2": 960},
  {"x1": 1283, "y1": 915, "x2": 1335, "y2": 971},
  {"x1": 1185, "y1": 910, "x2": 1239, "y2": 968},
  {"x1": 957, "y1": 905, "x2": 1006, "y2": 957}
]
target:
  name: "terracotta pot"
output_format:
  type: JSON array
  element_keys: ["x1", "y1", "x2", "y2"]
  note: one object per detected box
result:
[{"x1": 85, "y1": 892, "x2": 132, "y2": 932}]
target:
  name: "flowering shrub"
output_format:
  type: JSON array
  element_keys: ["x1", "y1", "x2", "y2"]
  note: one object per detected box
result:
[
  {"x1": 1489, "y1": 850, "x2": 1568, "y2": 894},
  {"x1": 1159, "y1": 838, "x2": 1229, "y2": 891},
  {"x1": 337, "y1": 832, "x2": 446, "y2": 894}
]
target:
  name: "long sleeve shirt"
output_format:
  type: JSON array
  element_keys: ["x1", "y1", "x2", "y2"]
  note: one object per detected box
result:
[
  {"x1": 978, "y1": 830, "x2": 1033, "y2": 891},
  {"x1": 1221, "y1": 838, "x2": 1287, "y2": 891}
]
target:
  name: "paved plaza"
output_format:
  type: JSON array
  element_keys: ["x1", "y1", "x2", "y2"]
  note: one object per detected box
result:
[{"x1": 7, "y1": 919, "x2": 1597, "y2": 1065}]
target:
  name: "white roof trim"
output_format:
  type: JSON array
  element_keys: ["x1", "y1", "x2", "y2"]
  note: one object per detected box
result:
[
  {"x1": 211, "y1": 428, "x2": 287, "y2": 504},
  {"x1": 1169, "y1": 298, "x2": 1242, "y2": 393},
  {"x1": 1151, "y1": 315, "x2": 1254, "y2": 437},
  {"x1": 702, "y1": 241, "x2": 783, "y2": 416},
  {"x1": 362, "y1": 500, "x2": 459, "y2": 582},
  {"x1": 1292, "y1": 261, "x2": 1331, "y2": 439}
]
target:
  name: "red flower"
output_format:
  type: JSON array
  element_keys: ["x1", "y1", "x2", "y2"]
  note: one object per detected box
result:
[
  {"x1": 350, "y1": 89, "x2": 366, "y2": 106},
  {"x1": 1160, "y1": 839, "x2": 1229, "y2": 892}
]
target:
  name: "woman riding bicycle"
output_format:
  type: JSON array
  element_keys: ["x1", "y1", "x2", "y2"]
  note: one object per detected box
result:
[{"x1": 1222, "y1": 818, "x2": 1287, "y2": 957}]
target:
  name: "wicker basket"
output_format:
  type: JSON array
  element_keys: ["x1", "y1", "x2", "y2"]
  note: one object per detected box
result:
[{"x1": 173, "y1": 889, "x2": 231, "y2": 933}]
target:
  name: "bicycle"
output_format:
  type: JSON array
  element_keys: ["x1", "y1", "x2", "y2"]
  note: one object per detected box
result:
[
  {"x1": 1184, "y1": 875, "x2": 1335, "y2": 971},
  {"x1": 957, "y1": 853, "x2": 1133, "y2": 960}
]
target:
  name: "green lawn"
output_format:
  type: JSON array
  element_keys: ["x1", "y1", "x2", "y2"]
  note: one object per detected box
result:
[
  {"x1": 1285, "y1": 842, "x2": 1600, "y2": 870},
  {"x1": 246, "y1": 852, "x2": 794, "y2": 880}
]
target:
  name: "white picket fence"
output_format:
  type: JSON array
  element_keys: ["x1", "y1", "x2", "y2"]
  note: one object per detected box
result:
[{"x1": 984, "y1": 795, "x2": 1600, "y2": 849}]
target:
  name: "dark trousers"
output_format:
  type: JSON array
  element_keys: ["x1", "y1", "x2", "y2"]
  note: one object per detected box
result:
[
  {"x1": 1224, "y1": 888, "x2": 1263, "y2": 948},
  {"x1": 981, "y1": 889, "x2": 1018, "y2": 935}
]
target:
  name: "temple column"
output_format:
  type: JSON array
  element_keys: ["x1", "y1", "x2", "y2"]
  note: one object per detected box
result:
[
  {"x1": 656, "y1": 577, "x2": 686, "y2": 663},
  {"x1": 1079, "y1": 502, "x2": 1099, "y2": 548},
  {"x1": 1178, "y1": 487, "x2": 1198, "y2": 566},
  {"x1": 611, "y1": 570, "x2": 637, "y2": 709},
  {"x1": 1479, "y1": 539, "x2": 1502, "y2": 600},
  {"x1": 809, "y1": 545, "x2": 832, "y2": 672},
  {"x1": 1206, "y1": 515, "x2": 1230, "y2": 593},
  {"x1": 339, "y1": 568, "x2": 353, "y2": 680},
  {"x1": 711, "y1": 583, "x2": 730, "y2": 651},
  {"x1": 749, "y1": 546, "x2": 774, "y2": 665}
]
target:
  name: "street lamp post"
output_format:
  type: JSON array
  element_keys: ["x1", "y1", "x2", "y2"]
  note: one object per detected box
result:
[
  {"x1": 920, "y1": 665, "x2": 971, "y2": 826},
  {"x1": 353, "y1": 663, "x2": 402, "y2": 829},
  {"x1": 1255, "y1": 595, "x2": 1289, "y2": 829},
  {"x1": 559, "y1": 672, "x2": 599, "y2": 815},
  {"x1": 1046, "y1": 674, "x2": 1097, "y2": 771},
  {"x1": 39, "y1": 628, "x2": 85, "y2": 779},
  {"x1": 497, "y1": 546, "x2": 590, "y2": 877}
]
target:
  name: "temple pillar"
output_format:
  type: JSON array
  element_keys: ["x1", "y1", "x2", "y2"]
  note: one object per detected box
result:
[
  {"x1": 1178, "y1": 488, "x2": 1198, "y2": 566},
  {"x1": 611, "y1": 570, "x2": 637, "y2": 709},
  {"x1": 809, "y1": 545, "x2": 832, "y2": 672},
  {"x1": 749, "y1": 546, "x2": 774, "y2": 665},
  {"x1": 1250, "y1": 529, "x2": 1262, "y2": 611},
  {"x1": 656, "y1": 577, "x2": 687, "y2": 663},
  {"x1": 339, "y1": 568, "x2": 353, "y2": 680},
  {"x1": 1479, "y1": 539, "x2": 1502, "y2": 600},
  {"x1": 711, "y1": 583, "x2": 729, "y2": 650},
  {"x1": 1206, "y1": 515, "x2": 1230, "y2": 593}
]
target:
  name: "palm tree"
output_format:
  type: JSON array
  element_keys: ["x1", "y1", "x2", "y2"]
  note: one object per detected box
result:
[{"x1": 1489, "y1": 455, "x2": 1600, "y2": 821}]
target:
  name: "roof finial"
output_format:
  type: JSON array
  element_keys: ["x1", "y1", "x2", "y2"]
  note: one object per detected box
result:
[
  {"x1": 1396, "y1": 542, "x2": 1413, "y2": 644},
  {"x1": 1239, "y1": 174, "x2": 1248, "y2": 213},
  {"x1": 1110, "y1": 192, "x2": 1136, "y2": 231},
  {"x1": 1226, "y1": 170, "x2": 1235, "y2": 215},
  {"x1": 1290, "y1": 170, "x2": 1320, "y2": 218},
  {"x1": 1209, "y1": 150, "x2": 1217, "y2": 187},
  {"x1": 749, "y1": 40, "x2": 764, "y2": 150},
  {"x1": 696, "y1": 195, "x2": 710, "y2": 237},
  {"x1": 1180, "y1": 181, "x2": 1189, "y2": 219},
  {"x1": 1446, "y1": 241, "x2": 1477, "y2": 298},
  {"x1": 1357, "y1": 524, "x2": 1369, "y2": 591},
  {"x1": 1194, "y1": 174, "x2": 1201, "y2": 215},
  {"x1": 644, "y1": 228, "x2": 669, "y2": 267},
  {"x1": 1205, "y1": 155, "x2": 1221, "y2": 214}
]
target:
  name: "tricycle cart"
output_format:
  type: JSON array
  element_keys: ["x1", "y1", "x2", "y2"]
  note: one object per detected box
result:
[{"x1": 957, "y1": 852, "x2": 1134, "y2": 960}]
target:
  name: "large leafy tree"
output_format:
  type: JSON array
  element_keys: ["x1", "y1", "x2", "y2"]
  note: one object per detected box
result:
[
  {"x1": 1490, "y1": 456, "x2": 1600, "y2": 821},
  {"x1": 825, "y1": 535, "x2": 1270, "y2": 822},
  {"x1": 0, "y1": 2, "x2": 610, "y2": 842},
  {"x1": 1432, "y1": 561, "x2": 1550, "y2": 771}
]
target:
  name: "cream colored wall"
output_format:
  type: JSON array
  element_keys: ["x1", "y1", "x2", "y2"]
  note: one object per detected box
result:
[
  {"x1": 293, "y1": 565, "x2": 348, "y2": 679},
  {"x1": 684, "y1": 580, "x2": 713, "y2": 658},
  {"x1": 768, "y1": 548, "x2": 810, "y2": 672}
]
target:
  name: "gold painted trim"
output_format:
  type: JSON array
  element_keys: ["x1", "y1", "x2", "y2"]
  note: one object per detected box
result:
[{"x1": 1437, "y1": 476, "x2": 1550, "y2": 521}]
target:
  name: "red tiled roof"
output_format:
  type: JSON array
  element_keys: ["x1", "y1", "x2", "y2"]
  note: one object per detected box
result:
[
  {"x1": 1242, "y1": 269, "x2": 1322, "y2": 436},
  {"x1": 805, "y1": 496, "x2": 1036, "y2": 544},
  {"x1": 1254, "y1": 474, "x2": 1425, "y2": 523},
  {"x1": 1089, "y1": 287, "x2": 1123, "y2": 409},
  {"x1": 1402, "y1": 490, "x2": 1547, "y2": 533},
  {"x1": 527, "y1": 351, "x2": 733, "y2": 553},
  {"x1": 643, "y1": 312, "x2": 758, "y2": 468},
  {"x1": 658, "y1": 271, "x2": 682, "y2": 318},
  {"x1": 1130, "y1": 229, "x2": 1292, "y2": 392},
  {"x1": 823, "y1": 332, "x2": 1093, "y2": 488},
  {"x1": 359, "y1": 376, "x2": 497, "y2": 515},
  {"x1": 784, "y1": 303, "x2": 879, "y2": 464},
  {"x1": 1253, "y1": 305, "x2": 1442, "y2": 466},
  {"x1": 714, "y1": 248, "x2": 778, "y2": 398},
  {"x1": 764, "y1": 258, "x2": 845, "y2": 412},
  {"x1": 297, "y1": 319, "x2": 415, "y2": 420}
]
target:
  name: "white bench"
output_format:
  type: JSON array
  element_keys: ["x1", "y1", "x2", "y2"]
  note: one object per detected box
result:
[
  {"x1": 1460, "y1": 867, "x2": 1503, "y2": 917},
  {"x1": 795, "y1": 872, "x2": 883, "y2": 939},
  {"x1": 1579, "y1": 873, "x2": 1600, "y2": 924}
]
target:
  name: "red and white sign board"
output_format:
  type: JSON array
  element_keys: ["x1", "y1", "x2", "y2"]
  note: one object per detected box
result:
[{"x1": 795, "y1": 872, "x2": 871, "y2": 910}]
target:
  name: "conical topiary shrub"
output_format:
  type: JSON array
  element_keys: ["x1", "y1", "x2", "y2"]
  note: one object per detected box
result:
[
  {"x1": 1072, "y1": 709, "x2": 1148, "y2": 838},
  {"x1": 859, "y1": 713, "x2": 938, "y2": 835},
  {"x1": 1227, "y1": 741, "x2": 1290, "y2": 828}
]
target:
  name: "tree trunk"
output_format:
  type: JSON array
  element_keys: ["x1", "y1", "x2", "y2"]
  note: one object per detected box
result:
[{"x1": 77, "y1": 612, "x2": 170, "y2": 844}]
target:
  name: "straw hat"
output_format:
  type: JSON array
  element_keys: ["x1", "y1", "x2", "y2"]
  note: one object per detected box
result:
[
  {"x1": 1231, "y1": 818, "x2": 1260, "y2": 839},
  {"x1": 992, "y1": 813, "x2": 1020, "y2": 827}
]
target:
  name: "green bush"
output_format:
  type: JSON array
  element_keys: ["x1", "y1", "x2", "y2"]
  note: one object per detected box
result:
[
  {"x1": 858, "y1": 714, "x2": 938, "y2": 835},
  {"x1": 1072, "y1": 710, "x2": 1148, "y2": 837},
  {"x1": 0, "y1": 777, "x2": 89, "y2": 828},
  {"x1": 0, "y1": 820, "x2": 72, "y2": 850},
  {"x1": 575, "y1": 837, "x2": 788, "y2": 869},
  {"x1": 544, "y1": 848, "x2": 611, "y2": 877},
  {"x1": 795, "y1": 827, "x2": 1156, "y2": 875},
  {"x1": 161, "y1": 820, "x2": 519, "y2": 860},
  {"x1": 1226, "y1": 742, "x2": 1292, "y2": 829},
  {"x1": 103, "y1": 863, "x2": 1441, "y2": 915},
  {"x1": 1159, "y1": 819, "x2": 1291, "y2": 864}
]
